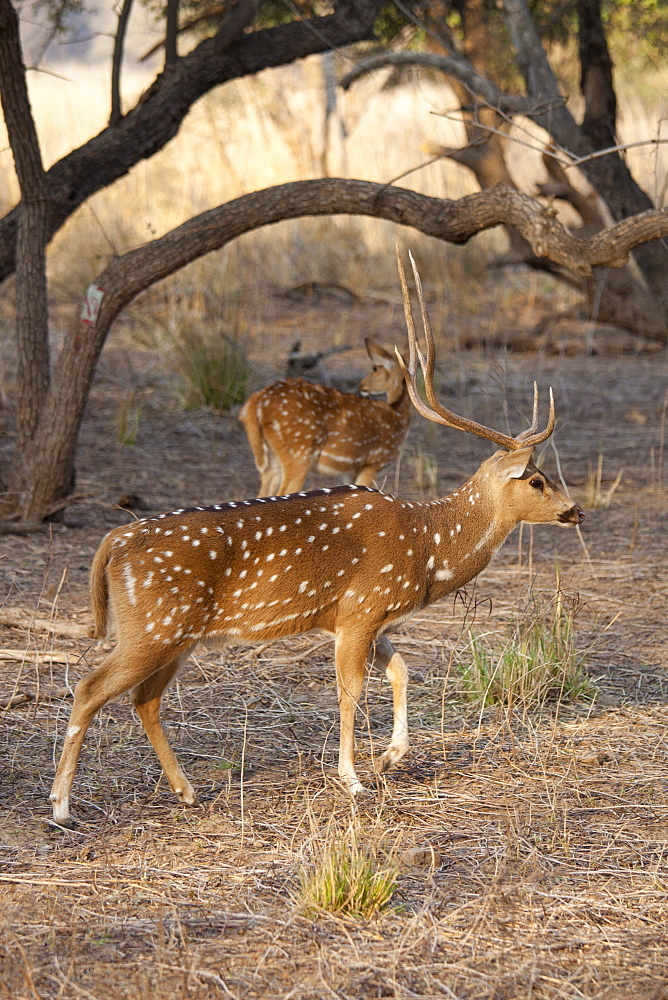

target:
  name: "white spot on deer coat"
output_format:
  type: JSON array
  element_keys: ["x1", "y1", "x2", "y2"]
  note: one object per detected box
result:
[{"x1": 123, "y1": 564, "x2": 137, "y2": 606}]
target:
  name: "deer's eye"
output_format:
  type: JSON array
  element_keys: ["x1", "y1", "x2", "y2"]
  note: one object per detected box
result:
[{"x1": 529, "y1": 478, "x2": 543, "y2": 490}]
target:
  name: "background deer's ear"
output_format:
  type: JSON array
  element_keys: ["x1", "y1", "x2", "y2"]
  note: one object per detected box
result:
[
  {"x1": 365, "y1": 338, "x2": 395, "y2": 370},
  {"x1": 493, "y1": 446, "x2": 535, "y2": 482}
]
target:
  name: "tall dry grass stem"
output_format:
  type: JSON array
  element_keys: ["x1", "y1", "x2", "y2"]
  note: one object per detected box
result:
[{"x1": 583, "y1": 452, "x2": 623, "y2": 509}]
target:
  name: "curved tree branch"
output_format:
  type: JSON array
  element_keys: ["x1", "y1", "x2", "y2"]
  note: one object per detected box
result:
[
  {"x1": 339, "y1": 51, "x2": 565, "y2": 119},
  {"x1": 95, "y1": 181, "x2": 668, "y2": 307},
  {"x1": 0, "y1": 0, "x2": 382, "y2": 285},
  {"x1": 110, "y1": 0, "x2": 134, "y2": 124}
]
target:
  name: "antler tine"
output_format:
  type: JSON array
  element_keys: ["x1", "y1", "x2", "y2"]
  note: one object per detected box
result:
[
  {"x1": 514, "y1": 384, "x2": 555, "y2": 446},
  {"x1": 395, "y1": 249, "x2": 557, "y2": 452},
  {"x1": 516, "y1": 382, "x2": 540, "y2": 441},
  {"x1": 528, "y1": 382, "x2": 540, "y2": 436},
  {"x1": 408, "y1": 251, "x2": 443, "y2": 415},
  {"x1": 395, "y1": 246, "x2": 443, "y2": 426},
  {"x1": 526, "y1": 386, "x2": 555, "y2": 446}
]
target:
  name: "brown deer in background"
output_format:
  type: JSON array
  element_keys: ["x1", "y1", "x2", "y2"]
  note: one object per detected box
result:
[
  {"x1": 238, "y1": 338, "x2": 411, "y2": 496},
  {"x1": 50, "y1": 252, "x2": 583, "y2": 827}
]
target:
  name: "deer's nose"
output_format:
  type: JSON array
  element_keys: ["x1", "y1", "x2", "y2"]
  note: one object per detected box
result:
[{"x1": 559, "y1": 504, "x2": 584, "y2": 525}]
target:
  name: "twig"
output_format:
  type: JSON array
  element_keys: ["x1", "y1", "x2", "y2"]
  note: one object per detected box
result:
[
  {"x1": 0, "y1": 649, "x2": 75, "y2": 664},
  {"x1": 1, "y1": 692, "x2": 33, "y2": 710},
  {"x1": 432, "y1": 112, "x2": 668, "y2": 170},
  {"x1": 0, "y1": 609, "x2": 90, "y2": 637}
]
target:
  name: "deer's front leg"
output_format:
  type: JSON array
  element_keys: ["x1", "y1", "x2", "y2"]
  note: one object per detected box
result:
[
  {"x1": 372, "y1": 633, "x2": 409, "y2": 774},
  {"x1": 334, "y1": 631, "x2": 370, "y2": 795}
]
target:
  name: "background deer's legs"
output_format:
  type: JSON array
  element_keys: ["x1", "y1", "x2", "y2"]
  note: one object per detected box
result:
[{"x1": 259, "y1": 451, "x2": 285, "y2": 496}]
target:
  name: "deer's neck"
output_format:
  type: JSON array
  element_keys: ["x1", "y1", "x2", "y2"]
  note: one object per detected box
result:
[
  {"x1": 418, "y1": 478, "x2": 509, "y2": 601},
  {"x1": 394, "y1": 381, "x2": 412, "y2": 426}
]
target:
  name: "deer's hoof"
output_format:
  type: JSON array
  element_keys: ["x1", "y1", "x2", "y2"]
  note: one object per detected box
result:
[{"x1": 374, "y1": 743, "x2": 409, "y2": 774}]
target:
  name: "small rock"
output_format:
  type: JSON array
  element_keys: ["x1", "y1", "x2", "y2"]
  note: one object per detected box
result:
[{"x1": 400, "y1": 845, "x2": 441, "y2": 868}]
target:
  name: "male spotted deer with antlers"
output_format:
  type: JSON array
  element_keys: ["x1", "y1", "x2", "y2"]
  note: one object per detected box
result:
[
  {"x1": 50, "y1": 252, "x2": 584, "y2": 827},
  {"x1": 238, "y1": 338, "x2": 411, "y2": 496}
]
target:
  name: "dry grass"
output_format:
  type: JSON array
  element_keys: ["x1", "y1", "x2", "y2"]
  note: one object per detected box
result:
[
  {"x1": 457, "y1": 586, "x2": 596, "y2": 710},
  {"x1": 583, "y1": 453, "x2": 624, "y2": 510},
  {"x1": 1, "y1": 304, "x2": 667, "y2": 997}
]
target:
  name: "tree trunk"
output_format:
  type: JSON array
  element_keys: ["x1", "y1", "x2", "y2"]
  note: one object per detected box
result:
[
  {"x1": 424, "y1": 0, "x2": 532, "y2": 262},
  {"x1": 500, "y1": 0, "x2": 668, "y2": 318},
  {"x1": 0, "y1": 0, "x2": 53, "y2": 516},
  {"x1": 576, "y1": 0, "x2": 668, "y2": 318}
]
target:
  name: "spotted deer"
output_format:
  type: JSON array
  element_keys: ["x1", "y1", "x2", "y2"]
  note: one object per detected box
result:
[
  {"x1": 50, "y1": 252, "x2": 584, "y2": 827},
  {"x1": 238, "y1": 338, "x2": 411, "y2": 496}
]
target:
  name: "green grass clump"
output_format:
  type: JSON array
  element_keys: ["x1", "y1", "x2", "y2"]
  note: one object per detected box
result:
[
  {"x1": 172, "y1": 327, "x2": 252, "y2": 412},
  {"x1": 116, "y1": 390, "x2": 143, "y2": 445},
  {"x1": 458, "y1": 588, "x2": 595, "y2": 710},
  {"x1": 300, "y1": 821, "x2": 397, "y2": 919}
]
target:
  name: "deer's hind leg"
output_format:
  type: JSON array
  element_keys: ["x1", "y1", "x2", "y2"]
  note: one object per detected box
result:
[
  {"x1": 131, "y1": 651, "x2": 196, "y2": 806},
  {"x1": 354, "y1": 465, "x2": 382, "y2": 488},
  {"x1": 259, "y1": 448, "x2": 285, "y2": 496},
  {"x1": 50, "y1": 642, "x2": 190, "y2": 826},
  {"x1": 260, "y1": 429, "x2": 315, "y2": 495}
]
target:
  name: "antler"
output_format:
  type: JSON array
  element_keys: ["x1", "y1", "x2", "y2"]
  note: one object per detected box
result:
[{"x1": 395, "y1": 248, "x2": 555, "y2": 452}]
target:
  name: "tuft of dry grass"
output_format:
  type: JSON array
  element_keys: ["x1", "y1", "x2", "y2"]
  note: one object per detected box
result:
[{"x1": 583, "y1": 452, "x2": 624, "y2": 509}]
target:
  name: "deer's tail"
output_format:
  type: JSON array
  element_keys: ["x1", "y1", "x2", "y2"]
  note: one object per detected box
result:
[
  {"x1": 89, "y1": 533, "x2": 114, "y2": 639},
  {"x1": 238, "y1": 395, "x2": 269, "y2": 476}
]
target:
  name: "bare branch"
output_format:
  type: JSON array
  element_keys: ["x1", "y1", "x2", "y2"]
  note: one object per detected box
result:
[
  {"x1": 339, "y1": 51, "x2": 565, "y2": 119},
  {"x1": 165, "y1": 0, "x2": 179, "y2": 65},
  {"x1": 110, "y1": 0, "x2": 134, "y2": 125},
  {"x1": 434, "y1": 112, "x2": 668, "y2": 173}
]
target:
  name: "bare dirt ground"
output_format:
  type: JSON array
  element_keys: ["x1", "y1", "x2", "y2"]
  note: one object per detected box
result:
[{"x1": 1, "y1": 284, "x2": 667, "y2": 999}]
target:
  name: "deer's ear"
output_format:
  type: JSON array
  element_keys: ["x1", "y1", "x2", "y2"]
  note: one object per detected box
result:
[
  {"x1": 365, "y1": 339, "x2": 395, "y2": 369},
  {"x1": 493, "y1": 446, "x2": 535, "y2": 482}
]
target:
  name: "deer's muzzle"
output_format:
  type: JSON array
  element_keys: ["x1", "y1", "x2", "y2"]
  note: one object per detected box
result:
[{"x1": 558, "y1": 504, "x2": 585, "y2": 525}]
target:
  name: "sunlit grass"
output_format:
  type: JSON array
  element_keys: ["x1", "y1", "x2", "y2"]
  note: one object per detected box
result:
[
  {"x1": 170, "y1": 326, "x2": 253, "y2": 412},
  {"x1": 457, "y1": 586, "x2": 596, "y2": 710},
  {"x1": 115, "y1": 390, "x2": 143, "y2": 445},
  {"x1": 299, "y1": 819, "x2": 398, "y2": 919},
  {"x1": 583, "y1": 452, "x2": 623, "y2": 509}
]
